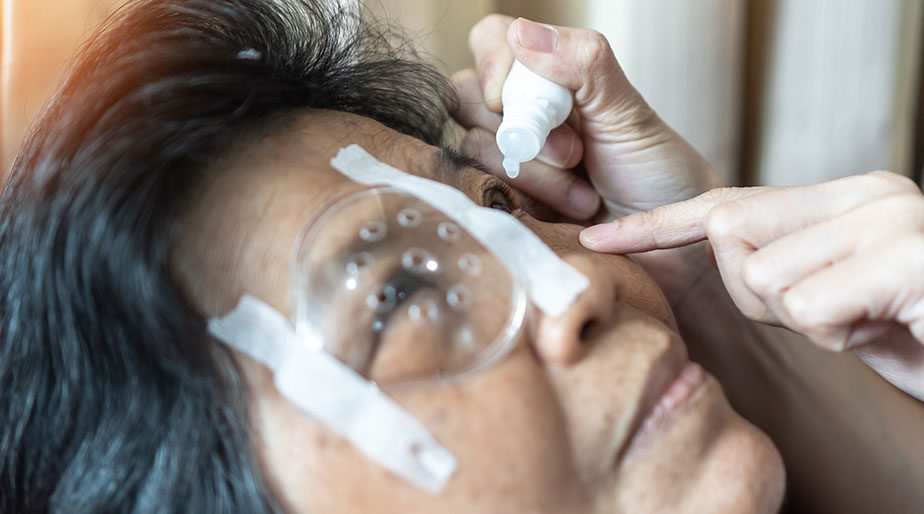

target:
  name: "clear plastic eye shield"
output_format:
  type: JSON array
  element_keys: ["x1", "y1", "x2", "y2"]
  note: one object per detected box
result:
[
  {"x1": 207, "y1": 145, "x2": 589, "y2": 493},
  {"x1": 292, "y1": 186, "x2": 528, "y2": 386}
]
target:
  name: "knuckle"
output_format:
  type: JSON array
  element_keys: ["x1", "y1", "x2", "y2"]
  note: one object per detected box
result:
[
  {"x1": 704, "y1": 200, "x2": 741, "y2": 241},
  {"x1": 733, "y1": 294, "x2": 772, "y2": 323},
  {"x1": 699, "y1": 187, "x2": 732, "y2": 207},
  {"x1": 782, "y1": 289, "x2": 815, "y2": 328},
  {"x1": 583, "y1": 29, "x2": 611, "y2": 55},
  {"x1": 461, "y1": 127, "x2": 494, "y2": 158},
  {"x1": 470, "y1": 14, "x2": 512, "y2": 48},
  {"x1": 449, "y1": 68, "x2": 476, "y2": 90},
  {"x1": 578, "y1": 29, "x2": 615, "y2": 75},
  {"x1": 742, "y1": 254, "x2": 775, "y2": 296},
  {"x1": 447, "y1": 70, "x2": 475, "y2": 110},
  {"x1": 639, "y1": 209, "x2": 667, "y2": 240},
  {"x1": 476, "y1": 52, "x2": 500, "y2": 77},
  {"x1": 881, "y1": 193, "x2": 924, "y2": 225},
  {"x1": 865, "y1": 170, "x2": 920, "y2": 195},
  {"x1": 470, "y1": 126, "x2": 495, "y2": 144}
]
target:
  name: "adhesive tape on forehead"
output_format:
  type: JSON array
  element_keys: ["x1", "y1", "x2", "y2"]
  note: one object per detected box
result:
[
  {"x1": 208, "y1": 295, "x2": 457, "y2": 494},
  {"x1": 293, "y1": 186, "x2": 527, "y2": 386},
  {"x1": 329, "y1": 144, "x2": 589, "y2": 317}
]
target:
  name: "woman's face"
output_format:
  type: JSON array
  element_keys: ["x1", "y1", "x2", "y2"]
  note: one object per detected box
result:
[{"x1": 173, "y1": 110, "x2": 785, "y2": 513}]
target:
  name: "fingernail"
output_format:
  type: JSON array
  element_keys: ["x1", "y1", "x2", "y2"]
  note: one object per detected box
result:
[
  {"x1": 568, "y1": 183, "x2": 600, "y2": 217},
  {"x1": 516, "y1": 18, "x2": 558, "y2": 53},
  {"x1": 580, "y1": 222, "x2": 617, "y2": 246}
]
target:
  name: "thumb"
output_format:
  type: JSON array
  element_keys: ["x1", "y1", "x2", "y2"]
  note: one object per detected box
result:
[
  {"x1": 579, "y1": 187, "x2": 761, "y2": 253},
  {"x1": 506, "y1": 18, "x2": 650, "y2": 129}
]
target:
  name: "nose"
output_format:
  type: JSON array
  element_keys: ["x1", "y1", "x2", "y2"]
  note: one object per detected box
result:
[{"x1": 530, "y1": 253, "x2": 619, "y2": 365}]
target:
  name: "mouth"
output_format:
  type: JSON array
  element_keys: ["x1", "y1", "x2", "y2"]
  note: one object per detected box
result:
[
  {"x1": 616, "y1": 361, "x2": 711, "y2": 465},
  {"x1": 610, "y1": 327, "x2": 709, "y2": 466}
]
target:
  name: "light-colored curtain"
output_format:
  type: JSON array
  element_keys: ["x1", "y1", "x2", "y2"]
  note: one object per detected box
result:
[
  {"x1": 3, "y1": 0, "x2": 923, "y2": 187},
  {"x1": 750, "y1": 0, "x2": 923, "y2": 185}
]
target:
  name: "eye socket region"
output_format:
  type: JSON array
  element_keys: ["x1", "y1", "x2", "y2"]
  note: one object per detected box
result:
[{"x1": 482, "y1": 183, "x2": 516, "y2": 214}]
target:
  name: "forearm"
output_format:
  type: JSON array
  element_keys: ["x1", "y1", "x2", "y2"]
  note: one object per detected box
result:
[{"x1": 674, "y1": 267, "x2": 924, "y2": 513}]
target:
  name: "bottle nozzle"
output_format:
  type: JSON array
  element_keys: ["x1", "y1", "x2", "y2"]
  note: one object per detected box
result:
[
  {"x1": 496, "y1": 60, "x2": 573, "y2": 181},
  {"x1": 496, "y1": 126, "x2": 540, "y2": 179},
  {"x1": 502, "y1": 157, "x2": 521, "y2": 178}
]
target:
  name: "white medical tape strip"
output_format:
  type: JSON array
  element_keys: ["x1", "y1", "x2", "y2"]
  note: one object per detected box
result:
[
  {"x1": 207, "y1": 295, "x2": 458, "y2": 494},
  {"x1": 331, "y1": 144, "x2": 589, "y2": 316}
]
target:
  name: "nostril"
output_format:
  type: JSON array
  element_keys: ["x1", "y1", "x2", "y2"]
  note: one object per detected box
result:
[
  {"x1": 531, "y1": 255, "x2": 621, "y2": 364},
  {"x1": 579, "y1": 318, "x2": 601, "y2": 344}
]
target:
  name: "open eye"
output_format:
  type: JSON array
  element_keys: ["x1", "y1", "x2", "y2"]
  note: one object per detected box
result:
[{"x1": 482, "y1": 183, "x2": 516, "y2": 214}]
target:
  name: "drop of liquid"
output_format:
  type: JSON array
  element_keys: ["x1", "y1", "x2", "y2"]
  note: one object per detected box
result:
[{"x1": 502, "y1": 156, "x2": 520, "y2": 179}]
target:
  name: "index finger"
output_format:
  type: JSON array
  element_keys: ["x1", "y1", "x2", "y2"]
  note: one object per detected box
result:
[
  {"x1": 468, "y1": 14, "x2": 516, "y2": 113},
  {"x1": 579, "y1": 187, "x2": 764, "y2": 253}
]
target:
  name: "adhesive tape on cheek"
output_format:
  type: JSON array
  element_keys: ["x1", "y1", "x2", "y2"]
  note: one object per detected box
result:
[
  {"x1": 207, "y1": 295, "x2": 458, "y2": 494},
  {"x1": 330, "y1": 144, "x2": 589, "y2": 316}
]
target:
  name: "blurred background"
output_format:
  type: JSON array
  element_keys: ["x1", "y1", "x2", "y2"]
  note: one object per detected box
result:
[{"x1": 2, "y1": 0, "x2": 922, "y2": 187}]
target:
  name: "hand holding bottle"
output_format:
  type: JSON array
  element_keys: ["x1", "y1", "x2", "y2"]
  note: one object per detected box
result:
[{"x1": 451, "y1": 15, "x2": 723, "y2": 222}]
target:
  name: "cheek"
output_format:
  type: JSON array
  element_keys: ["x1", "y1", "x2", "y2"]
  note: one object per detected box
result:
[
  {"x1": 250, "y1": 341, "x2": 591, "y2": 514},
  {"x1": 544, "y1": 309, "x2": 673, "y2": 483},
  {"x1": 407, "y1": 346, "x2": 588, "y2": 508},
  {"x1": 617, "y1": 258, "x2": 677, "y2": 331}
]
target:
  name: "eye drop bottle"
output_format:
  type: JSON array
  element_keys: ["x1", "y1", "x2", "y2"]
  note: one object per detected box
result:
[{"x1": 496, "y1": 60, "x2": 573, "y2": 179}]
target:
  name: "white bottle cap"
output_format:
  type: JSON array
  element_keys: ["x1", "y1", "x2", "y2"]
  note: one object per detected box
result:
[{"x1": 496, "y1": 61, "x2": 573, "y2": 179}]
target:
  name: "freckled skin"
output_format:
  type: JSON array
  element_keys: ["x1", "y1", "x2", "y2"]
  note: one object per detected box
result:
[{"x1": 172, "y1": 110, "x2": 785, "y2": 514}]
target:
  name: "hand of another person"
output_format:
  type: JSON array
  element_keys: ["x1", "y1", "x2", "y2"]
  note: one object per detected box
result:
[
  {"x1": 450, "y1": 15, "x2": 722, "y2": 222},
  {"x1": 581, "y1": 171, "x2": 924, "y2": 400}
]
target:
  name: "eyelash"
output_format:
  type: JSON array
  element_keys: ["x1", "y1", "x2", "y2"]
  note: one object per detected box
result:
[{"x1": 482, "y1": 181, "x2": 517, "y2": 214}]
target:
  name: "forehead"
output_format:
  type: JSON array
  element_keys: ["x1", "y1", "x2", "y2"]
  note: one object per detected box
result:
[{"x1": 171, "y1": 109, "x2": 470, "y2": 317}]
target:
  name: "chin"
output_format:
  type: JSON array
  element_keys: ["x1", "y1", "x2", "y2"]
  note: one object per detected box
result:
[
  {"x1": 607, "y1": 379, "x2": 785, "y2": 514},
  {"x1": 687, "y1": 392, "x2": 787, "y2": 514},
  {"x1": 724, "y1": 428, "x2": 785, "y2": 512}
]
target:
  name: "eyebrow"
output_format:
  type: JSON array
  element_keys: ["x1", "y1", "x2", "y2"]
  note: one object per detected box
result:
[
  {"x1": 324, "y1": 148, "x2": 488, "y2": 271},
  {"x1": 438, "y1": 146, "x2": 490, "y2": 175}
]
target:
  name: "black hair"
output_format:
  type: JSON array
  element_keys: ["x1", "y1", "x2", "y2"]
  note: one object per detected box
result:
[{"x1": 0, "y1": 0, "x2": 454, "y2": 512}]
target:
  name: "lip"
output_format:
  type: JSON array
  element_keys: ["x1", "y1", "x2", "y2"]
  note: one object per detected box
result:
[
  {"x1": 618, "y1": 361, "x2": 710, "y2": 463},
  {"x1": 607, "y1": 335, "x2": 686, "y2": 463}
]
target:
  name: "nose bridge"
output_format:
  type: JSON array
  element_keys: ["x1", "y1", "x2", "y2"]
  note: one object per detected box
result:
[
  {"x1": 525, "y1": 215, "x2": 677, "y2": 327},
  {"x1": 530, "y1": 253, "x2": 621, "y2": 365}
]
